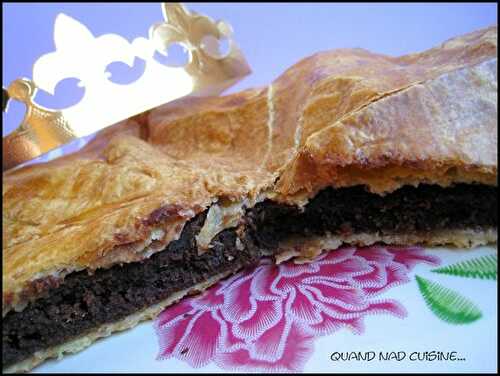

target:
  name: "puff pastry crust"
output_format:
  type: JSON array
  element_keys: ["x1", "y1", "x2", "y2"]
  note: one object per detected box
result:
[{"x1": 3, "y1": 26, "x2": 497, "y2": 318}]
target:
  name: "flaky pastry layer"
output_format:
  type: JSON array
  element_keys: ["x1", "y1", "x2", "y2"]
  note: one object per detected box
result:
[{"x1": 274, "y1": 228, "x2": 498, "y2": 264}]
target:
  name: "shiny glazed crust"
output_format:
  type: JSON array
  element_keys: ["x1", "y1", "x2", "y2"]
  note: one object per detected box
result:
[{"x1": 2, "y1": 26, "x2": 498, "y2": 315}]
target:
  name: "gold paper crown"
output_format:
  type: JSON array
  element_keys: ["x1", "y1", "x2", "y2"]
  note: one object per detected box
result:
[{"x1": 2, "y1": 3, "x2": 251, "y2": 171}]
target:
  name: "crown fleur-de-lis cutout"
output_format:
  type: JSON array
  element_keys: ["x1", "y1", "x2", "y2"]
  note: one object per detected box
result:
[
  {"x1": 152, "y1": 4, "x2": 239, "y2": 81},
  {"x1": 33, "y1": 13, "x2": 138, "y2": 97},
  {"x1": 3, "y1": 3, "x2": 251, "y2": 171}
]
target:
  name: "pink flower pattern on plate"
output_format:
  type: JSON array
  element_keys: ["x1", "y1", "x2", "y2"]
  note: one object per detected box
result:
[{"x1": 154, "y1": 246, "x2": 440, "y2": 372}]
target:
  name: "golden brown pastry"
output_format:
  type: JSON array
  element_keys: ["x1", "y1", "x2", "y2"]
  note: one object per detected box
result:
[{"x1": 3, "y1": 26, "x2": 497, "y2": 372}]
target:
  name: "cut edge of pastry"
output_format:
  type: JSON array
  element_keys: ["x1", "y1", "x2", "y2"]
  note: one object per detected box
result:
[
  {"x1": 2, "y1": 204, "x2": 200, "y2": 318},
  {"x1": 273, "y1": 227, "x2": 498, "y2": 264},
  {"x1": 3, "y1": 270, "x2": 232, "y2": 374},
  {"x1": 4, "y1": 227, "x2": 497, "y2": 373}
]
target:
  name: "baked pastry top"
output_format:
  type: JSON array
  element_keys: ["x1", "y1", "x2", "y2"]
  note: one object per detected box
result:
[
  {"x1": 3, "y1": 25, "x2": 497, "y2": 316},
  {"x1": 149, "y1": 25, "x2": 497, "y2": 203}
]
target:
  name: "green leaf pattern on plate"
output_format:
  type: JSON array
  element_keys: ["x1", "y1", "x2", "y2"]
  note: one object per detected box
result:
[
  {"x1": 431, "y1": 254, "x2": 497, "y2": 280},
  {"x1": 415, "y1": 275, "x2": 482, "y2": 325}
]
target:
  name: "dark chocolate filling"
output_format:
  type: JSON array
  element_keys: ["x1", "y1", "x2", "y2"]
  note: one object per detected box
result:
[
  {"x1": 3, "y1": 212, "x2": 261, "y2": 368},
  {"x1": 245, "y1": 184, "x2": 497, "y2": 251},
  {"x1": 2, "y1": 183, "x2": 497, "y2": 368}
]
